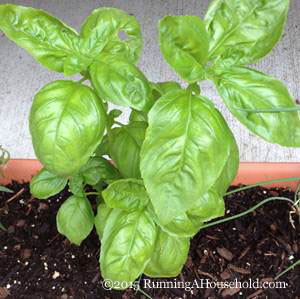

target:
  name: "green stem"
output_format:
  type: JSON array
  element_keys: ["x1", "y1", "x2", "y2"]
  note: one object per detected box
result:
[
  {"x1": 275, "y1": 259, "x2": 300, "y2": 280},
  {"x1": 114, "y1": 121, "x2": 124, "y2": 127},
  {"x1": 225, "y1": 178, "x2": 300, "y2": 196},
  {"x1": 201, "y1": 197, "x2": 295, "y2": 230}
]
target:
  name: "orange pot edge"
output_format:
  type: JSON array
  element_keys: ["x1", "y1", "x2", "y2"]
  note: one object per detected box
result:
[{"x1": 1, "y1": 160, "x2": 300, "y2": 190}]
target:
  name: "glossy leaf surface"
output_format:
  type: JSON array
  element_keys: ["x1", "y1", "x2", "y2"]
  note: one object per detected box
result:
[
  {"x1": 80, "y1": 7, "x2": 142, "y2": 64},
  {"x1": 159, "y1": 16, "x2": 209, "y2": 82},
  {"x1": 109, "y1": 121, "x2": 147, "y2": 178},
  {"x1": 29, "y1": 80, "x2": 106, "y2": 176},
  {"x1": 94, "y1": 203, "x2": 112, "y2": 241},
  {"x1": 144, "y1": 230, "x2": 189, "y2": 277},
  {"x1": 0, "y1": 5, "x2": 88, "y2": 75},
  {"x1": 30, "y1": 168, "x2": 68, "y2": 199},
  {"x1": 215, "y1": 67, "x2": 300, "y2": 147},
  {"x1": 140, "y1": 90, "x2": 232, "y2": 225},
  {"x1": 100, "y1": 208, "x2": 157, "y2": 288},
  {"x1": 90, "y1": 59, "x2": 153, "y2": 111},
  {"x1": 102, "y1": 179, "x2": 149, "y2": 211},
  {"x1": 80, "y1": 156, "x2": 120, "y2": 185},
  {"x1": 57, "y1": 195, "x2": 94, "y2": 245},
  {"x1": 205, "y1": 0, "x2": 289, "y2": 67}
]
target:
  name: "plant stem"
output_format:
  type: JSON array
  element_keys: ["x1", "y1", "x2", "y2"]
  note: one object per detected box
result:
[
  {"x1": 201, "y1": 197, "x2": 295, "y2": 230},
  {"x1": 275, "y1": 259, "x2": 300, "y2": 280},
  {"x1": 114, "y1": 121, "x2": 124, "y2": 127},
  {"x1": 225, "y1": 178, "x2": 300, "y2": 196},
  {"x1": 136, "y1": 288, "x2": 153, "y2": 299}
]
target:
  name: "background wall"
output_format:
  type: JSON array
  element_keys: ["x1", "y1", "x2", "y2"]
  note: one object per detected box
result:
[{"x1": 0, "y1": 0, "x2": 299, "y2": 161}]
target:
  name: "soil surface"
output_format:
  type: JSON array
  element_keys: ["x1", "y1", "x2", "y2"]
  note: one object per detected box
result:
[{"x1": 0, "y1": 182, "x2": 299, "y2": 299}]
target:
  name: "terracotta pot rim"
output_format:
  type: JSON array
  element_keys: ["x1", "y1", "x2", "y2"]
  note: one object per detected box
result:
[{"x1": 1, "y1": 159, "x2": 300, "y2": 190}]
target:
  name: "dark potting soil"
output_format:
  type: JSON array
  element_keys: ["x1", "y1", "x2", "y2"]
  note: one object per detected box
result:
[{"x1": 0, "y1": 182, "x2": 299, "y2": 299}]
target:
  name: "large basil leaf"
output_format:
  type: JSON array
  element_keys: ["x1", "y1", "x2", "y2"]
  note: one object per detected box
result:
[
  {"x1": 140, "y1": 90, "x2": 232, "y2": 225},
  {"x1": 30, "y1": 168, "x2": 67, "y2": 199},
  {"x1": 0, "y1": 5, "x2": 88, "y2": 75},
  {"x1": 159, "y1": 16, "x2": 209, "y2": 82},
  {"x1": 100, "y1": 208, "x2": 157, "y2": 289},
  {"x1": 80, "y1": 156, "x2": 120, "y2": 185},
  {"x1": 94, "y1": 203, "x2": 112, "y2": 241},
  {"x1": 215, "y1": 66, "x2": 300, "y2": 147},
  {"x1": 102, "y1": 179, "x2": 149, "y2": 211},
  {"x1": 29, "y1": 80, "x2": 106, "y2": 177},
  {"x1": 80, "y1": 7, "x2": 142, "y2": 64},
  {"x1": 56, "y1": 195, "x2": 94, "y2": 245},
  {"x1": 90, "y1": 58, "x2": 153, "y2": 111},
  {"x1": 144, "y1": 230, "x2": 189, "y2": 277},
  {"x1": 205, "y1": 0, "x2": 289, "y2": 67},
  {"x1": 109, "y1": 121, "x2": 147, "y2": 178}
]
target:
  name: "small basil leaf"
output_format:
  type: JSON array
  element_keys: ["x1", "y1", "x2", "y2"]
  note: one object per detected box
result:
[
  {"x1": 215, "y1": 66, "x2": 300, "y2": 147},
  {"x1": 56, "y1": 195, "x2": 94, "y2": 245},
  {"x1": 205, "y1": 0, "x2": 289, "y2": 67},
  {"x1": 29, "y1": 80, "x2": 106, "y2": 177},
  {"x1": 100, "y1": 208, "x2": 157, "y2": 289},
  {"x1": 30, "y1": 168, "x2": 67, "y2": 199},
  {"x1": 0, "y1": 5, "x2": 88, "y2": 74},
  {"x1": 102, "y1": 179, "x2": 149, "y2": 211},
  {"x1": 80, "y1": 7, "x2": 142, "y2": 64},
  {"x1": 107, "y1": 109, "x2": 123, "y2": 128},
  {"x1": 140, "y1": 90, "x2": 233, "y2": 225},
  {"x1": 0, "y1": 186, "x2": 13, "y2": 193},
  {"x1": 68, "y1": 175, "x2": 84, "y2": 195},
  {"x1": 159, "y1": 16, "x2": 209, "y2": 82},
  {"x1": 90, "y1": 58, "x2": 153, "y2": 111},
  {"x1": 80, "y1": 156, "x2": 121, "y2": 185},
  {"x1": 144, "y1": 229, "x2": 190, "y2": 278},
  {"x1": 109, "y1": 121, "x2": 147, "y2": 178},
  {"x1": 94, "y1": 203, "x2": 112, "y2": 241}
]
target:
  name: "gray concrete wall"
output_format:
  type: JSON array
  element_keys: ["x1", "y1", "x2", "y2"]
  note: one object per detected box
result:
[{"x1": 0, "y1": 0, "x2": 299, "y2": 161}]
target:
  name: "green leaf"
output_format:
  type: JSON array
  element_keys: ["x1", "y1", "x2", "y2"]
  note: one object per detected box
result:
[
  {"x1": 68, "y1": 175, "x2": 84, "y2": 195},
  {"x1": 30, "y1": 168, "x2": 67, "y2": 199},
  {"x1": 95, "y1": 135, "x2": 109, "y2": 156},
  {"x1": 94, "y1": 203, "x2": 112, "y2": 241},
  {"x1": 109, "y1": 121, "x2": 147, "y2": 178},
  {"x1": 129, "y1": 110, "x2": 148, "y2": 123},
  {"x1": 80, "y1": 7, "x2": 142, "y2": 64},
  {"x1": 102, "y1": 179, "x2": 149, "y2": 211},
  {"x1": 159, "y1": 16, "x2": 209, "y2": 82},
  {"x1": 90, "y1": 58, "x2": 154, "y2": 111},
  {"x1": 144, "y1": 229, "x2": 189, "y2": 277},
  {"x1": 0, "y1": 185, "x2": 13, "y2": 193},
  {"x1": 29, "y1": 80, "x2": 106, "y2": 177},
  {"x1": 215, "y1": 66, "x2": 300, "y2": 147},
  {"x1": 205, "y1": 0, "x2": 289, "y2": 67},
  {"x1": 0, "y1": 5, "x2": 89, "y2": 75},
  {"x1": 140, "y1": 90, "x2": 233, "y2": 225},
  {"x1": 148, "y1": 204, "x2": 204, "y2": 238},
  {"x1": 151, "y1": 81, "x2": 182, "y2": 98},
  {"x1": 80, "y1": 156, "x2": 121, "y2": 185},
  {"x1": 100, "y1": 208, "x2": 157, "y2": 289},
  {"x1": 56, "y1": 195, "x2": 94, "y2": 245}
]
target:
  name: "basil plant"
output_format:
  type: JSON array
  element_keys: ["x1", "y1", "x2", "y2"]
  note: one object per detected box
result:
[{"x1": 1, "y1": 0, "x2": 299, "y2": 289}]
